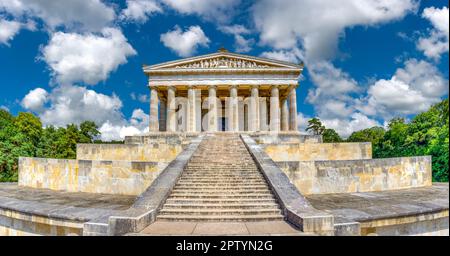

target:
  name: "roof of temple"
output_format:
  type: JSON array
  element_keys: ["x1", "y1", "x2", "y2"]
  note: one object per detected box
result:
[{"x1": 143, "y1": 49, "x2": 304, "y2": 72}]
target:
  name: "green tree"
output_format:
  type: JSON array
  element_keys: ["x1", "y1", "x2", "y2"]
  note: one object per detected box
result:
[
  {"x1": 79, "y1": 121, "x2": 100, "y2": 143},
  {"x1": 306, "y1": 118, "x2": 325, "y2": 135},
  {"x1": 0, "y1": 111, "x2": 35, "y2": 181},
  {"x1": 322, "y1": 129, "x2": 343, "y2": 143}
]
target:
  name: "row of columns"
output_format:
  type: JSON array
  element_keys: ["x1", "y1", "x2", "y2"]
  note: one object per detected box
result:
[{"x1": 149, "y1": 85, "x2": 298, "y2": 132}]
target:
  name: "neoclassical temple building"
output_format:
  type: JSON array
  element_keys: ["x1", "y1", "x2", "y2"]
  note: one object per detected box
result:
[
  {"x1": 144, "y1": 48, "x2": 302, "y2": 133},
  {"x1": 1, "y1": 50, "x2": 448, "y2": 236}
]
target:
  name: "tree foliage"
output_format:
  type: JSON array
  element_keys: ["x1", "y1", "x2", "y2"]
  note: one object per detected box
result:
[
  {"x1": 0, "y1": 110, "x2": 101, "y2": 181},
  {"x1": 322, "y1": 129, "x2": 343, "y2": 143},
  {"x1": 306, "y1": 117, "x2": 325, "y2": 135}
]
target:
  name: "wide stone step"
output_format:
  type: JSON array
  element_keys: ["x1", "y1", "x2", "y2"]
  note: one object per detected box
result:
[
  {"x1": 168, "y1": 194, "x2": 275, "y2": 199},
  {"x1": 165, "y1": 198, "x2": 278, "y2": 204},
  {"x1": 176, "y1": 181, "x2": 267, "y2": 186},
  {"x1": 157, "y1": 214, "x2": 284, "y2": 222},
  {"x1": 173, "y1": 186, "x2": 269, "y2": 191},
  {"x1": 172, "y1": 188, "x2": 269, "y2": 193},
  {"x1": 178, "y1": 177, "x2": 264, "y2": 181},
  {"x1": 159, "y1": 208, "x2": 282, "y2": 216},
  {"x1": 163, "y1": 203, "x2": 280, "y2": 209}
]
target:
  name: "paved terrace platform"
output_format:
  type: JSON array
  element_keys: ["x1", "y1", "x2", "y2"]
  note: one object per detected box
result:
[
  {"x1": 0, "y1": 183, "x2": 135, "y2": 224},
  {"x1": 306, "y1": 183, "x2": 449, "y2": 235},
  {"x1": 0, "y1": 183, "x2": 448, "y2": 235},
  {"x1": 136, "y1": 221, "x2": 305, "y2": 236}
]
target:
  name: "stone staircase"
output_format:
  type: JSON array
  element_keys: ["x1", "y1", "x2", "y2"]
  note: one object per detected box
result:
[{"x1": 157, "y1": 133, "x2": 284, "y2": 222}]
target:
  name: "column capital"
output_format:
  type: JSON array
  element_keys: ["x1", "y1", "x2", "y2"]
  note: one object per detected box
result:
[
  {"x1": 229, "y1": 84, "x2": 239, "y2": 90},
  {"x1": 271, "y1": 84, "x2": 279, "y2": 89},
  {"x1": 208, "y1": 85, "x2": 218, "y2": 90}
]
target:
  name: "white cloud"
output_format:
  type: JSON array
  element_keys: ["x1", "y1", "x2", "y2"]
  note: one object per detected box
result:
[
  {"x1": 0, "y1": 19, "x2": 21, "y2": 45},
  {"x1": 130, "y1": 92, "x2": 149, "y2": 103},
  {"x1": 260, "y1": 48, "x2": 303, "y2": 63},
  {"x1": 417, "y1": 6, "x2": 449, "y2": 60},
  {"x1": 307, "y1": 61, "x2": 359, "y2": 105},
  {"x1": 0, "y1": 0, "x2": 115, "y2": 32},
  {"x1": 161, "y1": 0, "x2": 240, "y2": 23},
  {"x1": 252, "y1": 0, "x2": 418, "y2": 61},
  {"x1": 219, "y1": 25, "x2": 254, "y2": 53},
  {"x1": 362, "y1": 59, "x2": 448, "y2": 117},
  {"x1": 297, "y1": 112, "x2": 311, "y2": 134},
  {"x1": 160, "y1": 25, "x2": 210, "y2": 57},
  {"x1": 120, "y1": 0, "x2": 162, "y2": 23},
  {"x1": 0, "y1": 105, "x2": 9, "y2": 111},
  {"x1": 21, "y1": 88, "x2": 48, "y2": 112},
  {"x1": 321, "y1": 113, "x2": 381, "y2": 138},
  {"x1": 41, "y1": 28, "x2": 136, "y2": 85},
  {"x1": 21, "y1": 84, "x2": 149, "y2": 141},
  {"x1": 99, "y1": 109, "x2": 149, "y2": 141}
]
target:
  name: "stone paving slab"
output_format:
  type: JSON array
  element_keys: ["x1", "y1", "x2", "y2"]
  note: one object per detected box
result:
[
  {"x1": 0, "y1": 183, "x2": 135, "y2": 222},
  {"x1": 306, "y1": 183, "x2": 449, "y2": 223},
  {"x1": 139, "y1": 221, "x2": 305, "y2": 236}
]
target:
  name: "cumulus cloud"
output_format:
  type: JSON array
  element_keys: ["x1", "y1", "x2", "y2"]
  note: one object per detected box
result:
[
  {"x1": 252, "y1": 0, "x2": 418, "y2": 61},
  {"x1": 21, "y1": 85, "x2": 148, "y2": 141},
  {"x1": 130, "y1": 92, "x2": 149, "y2": 103},
  {"x1": 21, "y1": 88, "x2": 48, "y2": 112},
  {"x1": 0, "y1": 0, "x2": 115, "y2": 32},
  {"x1": 120, "y1": 0, "x2": 162, "y2": 23},
  {"x1": 0, "y1": 19, "x2": 21, "y2": 45},
  {"x1": 218, "y1": 25, "x2": 254, "y2": 53},
  {"x1": 361, "y1": 59, "x2": 448, "y2": 118},
  {"x1": 99, "y1": 109, "x2": 149, "y2": 141},
  {"x1": 161, "y1": 0, "x2": 240, "y2": 23},
  {"x1": 260, "y1": 48, "x2": 304, "y2": 63},
  {"x1": 160, "y1": 25, "x2": 210, "y2": 57},
  {"x1": 40, "y1": 28, "x2": 136, "y2": 85},
  {"x1": 417, "y1": 6, "x2": 449, "y2": 60},
  {"x1": 321, "y1": 113, "x2": 381, "y2": 138}
]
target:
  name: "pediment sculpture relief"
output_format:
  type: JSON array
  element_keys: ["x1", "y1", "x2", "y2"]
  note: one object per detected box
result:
[{"x1": 174, "y1": 57, "x2": 271, "y2": 69}]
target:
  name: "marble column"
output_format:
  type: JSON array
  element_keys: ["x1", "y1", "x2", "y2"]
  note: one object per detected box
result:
[
  {"x1": 289, "y1": 88, "x2": 298, "y2": 131},
  {"x1": 159, "y1": 98, "x2": 167, "y2": 131},
  {"x1": 259, "y1": 98, "x2": 268, "y2": 131},
  {"x1": 149, "y1": 87, "x2": 159, "y2": 132},
  {"x1": 195, "y1": 89, "x2": 202, "y2": 132},
  {"x1": 229, "y1": 85, "x2": 239, "y2": 131},
  {"x1": 187, "y1": 86, "x2": 196, "y2": 132},
  {"x1": 208, "y1": 85, "x2": 218, "y2": 132},
  {"x1": 166, "y1": 86, "x2": 176, "y2": 132},
  {"x1": 270, "y1": 85, "x2": 280, "y2": 132},
  {"x1": 281, "y1": 99, "x2": 289, "y2": 131},
  {"x1": 250, "y1": 85, "x2": 260, "y2": 132}
]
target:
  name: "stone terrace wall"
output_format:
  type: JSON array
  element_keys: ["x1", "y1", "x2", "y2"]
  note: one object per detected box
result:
[
  {"x1": 18, "y1": 158, "x2": 168, "y2": 195},
  {"x1": 250, "y1": 133, "x2": 322, "y2": 144},
  {"x1": 276, "y1": 156, "x2": 432, "y2": 195},
  {"x1": 77, "y1": 143, "x2": 183, "y2": 162},
  {"x1": 263, "y1": 142, "x2": 372, "y2": 162}
]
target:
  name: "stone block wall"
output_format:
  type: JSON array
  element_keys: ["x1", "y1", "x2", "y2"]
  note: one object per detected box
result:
[
  {"x1": 276, "y1": 156, "x2": 432, "y2": 194},
  {"x1": 77, "y1": 143, "x2": 183, "y2": 162},
  {"x1": 250, "y1": 133, "x2": 323, "y2": 144},
  {"x1": 18, "y1": 157, "x2": 168, "y2": 195},
  {"x1": 263, "y1": 142, "x2": 372, "y2": 162}
]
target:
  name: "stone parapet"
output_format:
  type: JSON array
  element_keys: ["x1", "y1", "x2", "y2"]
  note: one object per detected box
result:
[
  {"x1": 263, "y1": 142, "x2": 372, "y2": 161},
  {"x1": 76, "y1": 143, "x2": 183, "y2": 162},
  {"x1": 18, "y1": 157, "x2": 168, "y2": 195},
  {"x1": 276, "y1": 156, "x2": 432, "y2": 195},
  {"x1": 240, "y1": 134, "x2": 334, "y2": 235}
]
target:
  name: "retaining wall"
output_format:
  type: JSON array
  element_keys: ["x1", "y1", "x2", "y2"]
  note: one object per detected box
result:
[{"x1": 276, "y1": 156, "x2": 432, "y2": 194}]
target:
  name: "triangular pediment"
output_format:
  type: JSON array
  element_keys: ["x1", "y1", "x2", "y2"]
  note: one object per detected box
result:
[{"x1": 144, "y1": 51, "x2": 302, "y2": 71}]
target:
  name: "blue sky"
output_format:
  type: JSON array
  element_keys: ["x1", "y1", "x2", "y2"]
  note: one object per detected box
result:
[{"x1": 0, "y1": 0, "x2": 448, "y2": 140}]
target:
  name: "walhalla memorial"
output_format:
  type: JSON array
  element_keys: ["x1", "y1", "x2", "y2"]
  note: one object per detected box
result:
[{"x1": 0, "y1": 49, "x2": 448, "y2": 236}]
